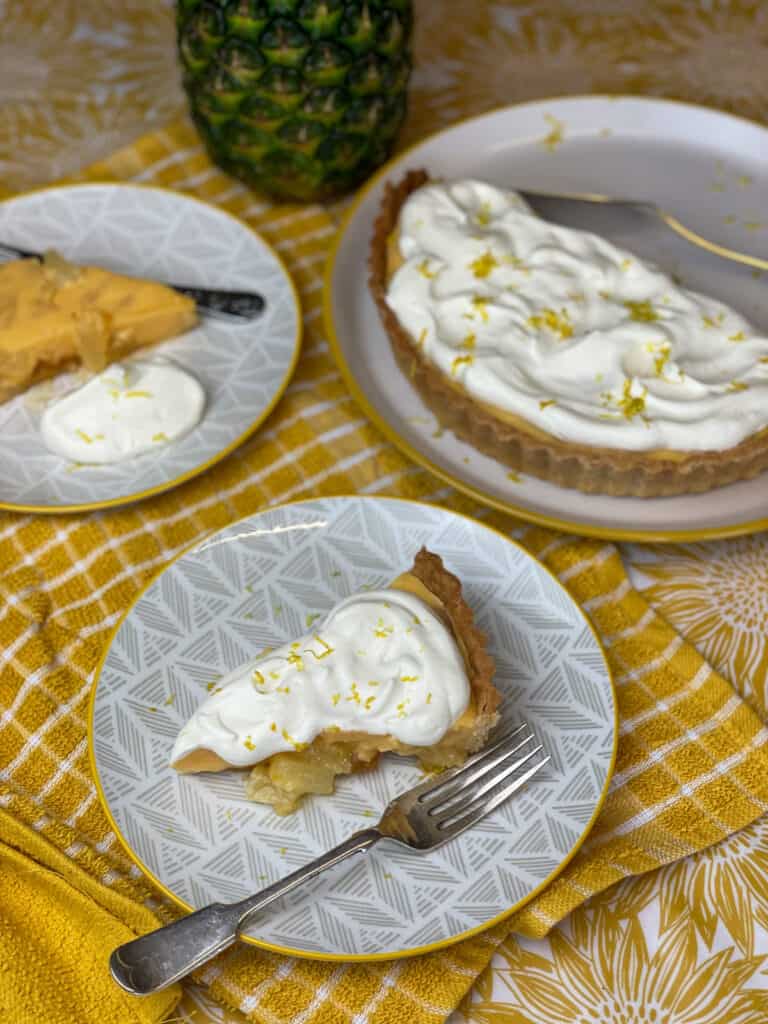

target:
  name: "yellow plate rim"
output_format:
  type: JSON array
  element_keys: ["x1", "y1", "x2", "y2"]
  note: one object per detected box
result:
[
  {"x1": 0, "y1": 181, "x2": 303, "y2": 516},
  {"x1": 87, "y1": 493, "x2": 618, "y2": 962},
  {"x1": 324, "y1": 93, "x2": 768, "y2": 543}
]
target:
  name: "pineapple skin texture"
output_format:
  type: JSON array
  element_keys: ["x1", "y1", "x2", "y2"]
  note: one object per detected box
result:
[{"x1": 177, "y1": 0, "x2": 413, "y2": 202}]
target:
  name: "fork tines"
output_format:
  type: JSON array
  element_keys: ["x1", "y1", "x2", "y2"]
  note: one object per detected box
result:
[{"x1": 422, "y1": 723, "x2": 549, "y2": 835}]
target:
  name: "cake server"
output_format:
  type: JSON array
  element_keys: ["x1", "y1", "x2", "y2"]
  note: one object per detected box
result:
[
  {"x1": 0, "y1": 241, "x2": 265, "y2": 322},
  {"x1": 518, "y1": 189, "x2": 768, "y2": 274}
]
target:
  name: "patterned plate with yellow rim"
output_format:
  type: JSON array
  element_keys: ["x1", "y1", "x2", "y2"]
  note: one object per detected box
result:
[
  {"x1": 325, "y1": 95, "x2": 768, "y2": 542},
  {"x1": 0, "y1": 184, "x2": 301, "y2": 513},
  {"x1": 89, "y1": 496, "x2": 616, "y2": 960}
]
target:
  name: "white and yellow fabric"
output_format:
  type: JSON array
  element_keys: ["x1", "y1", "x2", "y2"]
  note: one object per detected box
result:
[{"x1": 2, "y1": 3, "x2": 768, "y2": 1024}]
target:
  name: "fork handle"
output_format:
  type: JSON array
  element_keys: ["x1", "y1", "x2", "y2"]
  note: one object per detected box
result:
[{"x1": 110, "y1": 828, "x2": 380, "y2": 995}]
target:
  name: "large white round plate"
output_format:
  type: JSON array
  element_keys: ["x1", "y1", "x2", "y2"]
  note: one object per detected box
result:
[
  {"x1": 90, "y1": 495, "x2": 616, "y2": 960},
  {"x1": 0, "y1": 184, "x2": 301, "y2": 513},
  {"x1": 325, "y1": 96, "x2": 768, "y2": 542}
]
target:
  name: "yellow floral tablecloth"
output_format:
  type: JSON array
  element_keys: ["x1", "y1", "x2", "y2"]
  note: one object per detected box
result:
[{"x1": 3, "y1": 3, "x2": 768, "y2": 1023}]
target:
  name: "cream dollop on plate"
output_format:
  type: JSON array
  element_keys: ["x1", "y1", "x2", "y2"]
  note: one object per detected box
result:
[
  {"x1": 170, "y1": 588, "x2": 470, "y2": 768},
  {"x1": 386, "y1": 179, "x2": 768, "y2": 453},
  {"x1": 40, "y1": 359, "x2": 205, "y2": 464}
]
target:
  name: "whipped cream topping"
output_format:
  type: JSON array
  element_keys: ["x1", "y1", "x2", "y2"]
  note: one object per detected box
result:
[
  {"x1": 40, "y1": 359, "x2": 205, "y2": 463},
  {"x1": 386, "y1": 179, "x2": 768, "y2": 452},
  {"x1": 170, "y1": 588, "x2": 470, "y2": 768}
]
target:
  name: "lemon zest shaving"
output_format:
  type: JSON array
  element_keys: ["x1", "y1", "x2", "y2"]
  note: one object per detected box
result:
[
  {"x1": 618, "y1": 379, "x2": 647, "y2": 420},
  {"x1": 624, "y1": 300, "x2": 658, "y2": 322},
  {"x1": 529, "y1": 307, "x2": 573, "y2": 339},
  {"x1": 281, "y1": 727, "x2": 307, "y2": 752},
  {"x1": 471, "y1": 296, "x2": 490, "y2": 322},
  {"x1": 451, "y1": 354, "x2": 474, "y2": 375},
  {"x1": 653, "y1": 343, "x2": 671, "y2": 377},
  {"x1": 475, "y1": 201, "x2": 492, "y2": 225},
  {"x1": 541, "y1": 114, "x2": 564, "y2": 150},
  {"x1": 287, "y1": 650, "x2": 304, "y2": 671},
  {"x1": 469, "y1": 250, "x2": 499, "y2": 278}
]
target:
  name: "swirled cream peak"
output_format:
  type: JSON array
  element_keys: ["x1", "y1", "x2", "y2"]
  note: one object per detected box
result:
[
  {"x1": 170, "y1": 589, "x2": 469, "y2": 768},
  {"x1": 386, "y1": 179, "x2": 768, "y2": 452}
]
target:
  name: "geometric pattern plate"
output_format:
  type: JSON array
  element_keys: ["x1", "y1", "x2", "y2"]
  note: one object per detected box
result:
[
  {"x1": 326, "y1": 95, "x2": 768, "y2": 542},
  {"x1": 0, "y1": 184, "x2": 300, "y2": 513},
  {"x1": 90, "y1": 496, "x2": 616, "y2": 960}
]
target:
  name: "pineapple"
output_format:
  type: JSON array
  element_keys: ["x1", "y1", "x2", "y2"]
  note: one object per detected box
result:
[{"x1": 176, "y1": 1, "x2": 413, "y2": 202}]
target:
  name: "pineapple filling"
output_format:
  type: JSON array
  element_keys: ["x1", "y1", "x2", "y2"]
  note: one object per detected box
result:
[
  {"x1": 385, "y1": 178, "x2": 768, "y2": 453},
  {"x1": 170, "y1": 589, "x2": 471, "y2": 781},
  {"x1": 244, "y1": 723, "x2": 482, "y2": 816}
]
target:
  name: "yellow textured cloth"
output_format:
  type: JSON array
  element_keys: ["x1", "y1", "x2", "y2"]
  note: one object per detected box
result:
[
  {"x1": 0, "y1": 807, "x2": 179, "y2": 1024},
  {"x1": 2, "y1": 120, "x2": 768, "y2": 1024}
]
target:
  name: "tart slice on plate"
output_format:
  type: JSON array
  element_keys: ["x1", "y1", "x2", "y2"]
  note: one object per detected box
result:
[
  {"x1": 171, "y1": 548, "x2": 500, "y2": 814},
  {"x1": 369, "y1": 170, "x2": 768, "y2": 497},
  {"x1": 0, "y1": 252, "x2": 197, "y2": 404}
]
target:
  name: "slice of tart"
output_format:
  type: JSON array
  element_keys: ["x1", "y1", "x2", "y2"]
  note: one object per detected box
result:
[
  {"x1": 369, "y1": 170, "x2": 768, "y2": 497},
  {"x1": 0, "y1": 252, "x2": 197, "y2": 404},
  {"x1": 170, "y1": 548, "x2": 500, "y2": 815}
]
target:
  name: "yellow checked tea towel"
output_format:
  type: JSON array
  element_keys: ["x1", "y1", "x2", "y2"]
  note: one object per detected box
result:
[{"x1": 2, "y1": 120, "x2": 768, "y2": 1024}]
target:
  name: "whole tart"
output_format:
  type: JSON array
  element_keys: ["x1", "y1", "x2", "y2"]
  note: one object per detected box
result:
[
  {"x1": 171, "y1": 548, "x2": 500, "y2": 815},
  {"x1": 369, "y1": 170, "x2": 768, "y2": 497}
]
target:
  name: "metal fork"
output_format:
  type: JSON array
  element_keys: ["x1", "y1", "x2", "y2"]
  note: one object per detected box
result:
[
  {"x1": 110, "y1": 722, "x2": 549, "y2": 995},
  {"x1": 518, "y1": 189, "x2": 768, "y2": 274},
  {"x1": 0, "y1": 241, "x2": 265, "y2": 322}
]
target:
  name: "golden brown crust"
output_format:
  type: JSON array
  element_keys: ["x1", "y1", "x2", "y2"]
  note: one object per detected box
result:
[
  {"x1": 407, "y1": 547, "x2": 500, "y2": 722},
  {"x1": 369, "y1": 170, "x2": 768, "y2": 496}
]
